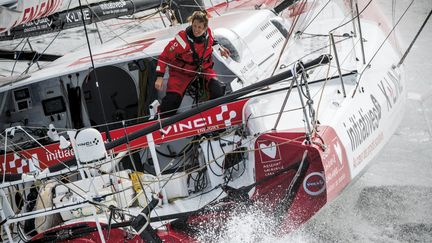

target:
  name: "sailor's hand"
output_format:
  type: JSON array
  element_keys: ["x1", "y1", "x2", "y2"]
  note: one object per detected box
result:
[
  {"x1": 219, "y1": 46, "x2": 231, "y2": 58},
  {"x1": 155, "y1": 77, "x2": 163, "y2": 91}
]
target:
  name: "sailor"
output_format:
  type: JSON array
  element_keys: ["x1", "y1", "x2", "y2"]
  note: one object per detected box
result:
[{"x1": 155, "y1": 11, "x2": 230, "y2": 117}]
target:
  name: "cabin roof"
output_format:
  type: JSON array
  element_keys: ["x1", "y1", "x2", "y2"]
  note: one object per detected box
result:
[{"x1": 0, "y1": 9, "x2": 275, "y2": 92}]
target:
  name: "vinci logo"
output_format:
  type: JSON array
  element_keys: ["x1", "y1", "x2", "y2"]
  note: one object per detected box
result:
[
  {"x1": 2, "y1": 153, "x2": 39, "y2": 174},
  {"x1": 159, "y1": 105, "x2": 238, "y2": 136},
  {"x1": 216, "y1": 105, "x2": 237, "y2": 126}
]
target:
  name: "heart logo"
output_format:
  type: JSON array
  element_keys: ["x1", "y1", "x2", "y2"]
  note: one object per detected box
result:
[{"x1": 259, "y1": 142, "x2": 277, "y2": 159}]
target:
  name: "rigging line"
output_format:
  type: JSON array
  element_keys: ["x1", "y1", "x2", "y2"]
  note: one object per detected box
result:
[
  {"x1": 352, "y1": 0, "x2": 414, "y2": 98},
  {"x1": 270, "y1": 0, "x2": 306, "y2": 77},
  {"x1": 7, "y1": 199, "x2": 93, "y2": 222},
  {"x1": 296, "y1": 0, "x2": 318, "y2": 32},
  {"x1": 329, "y1": 0, "x2": 373, "y2": 33},
  {"x1": 9, "y1": 38, "x2": 27, "y2": 76},
  {"x1": 25, "y1": 0, "x2": 74, "y2": 60},
  {"x1": 137, "y1": 130, "x2": 248, "y2": 184},
  {"x1": 17, "y1": 168, "x2": 135, "y2": 220},
  {"x1": 10, "y1": 48, "x2": 25, "y2": 77},
  {"x1": 13, "y1": 0, "x2": 75, "y2": 78},
  {"x1": 17, "y1": 125, "x2": 69, "y2": 131},
  {"x1": 82, "y1": 0, "x2": 165, "y2": 43},
  {"x1": 146, "y1": 131, "x2": 306, "y2": 194},
  {"x1": 300, "y1": 32, "x2": 347, "y2": 37},
  {"x1": 301, "y1": 0, "x2": 330, "y2": 33},
  {"x1": 326, "y1": 45, "x2": 358, "y2": 77},
  {"x1": 208, "y1": 0, "x2": 221, "y2": 16},
  {"x1": 0, "y1": 38, "x2": 25, "y2": 50},
  {"x1": 0, "y1": 164, "x2": 89, "y2": 211},
  {"x1": 398, "y1": 8, "x2": 432, "y2": 67},
  {"x1": 202, "y1": 131, "x2": 305, "y2": 172},
  {"x1": 9, "y1": 133, "x2": 304, "y2": 228},
  {"x1": 312, "y1": 49, "x2": 332, "y2": 135},
  {"x1": 104, "y1": 84, "x2": 301, "y2": 145},
  {"x1": 9, "y1": 171, "x2": 81, "y2": 194},
  {"x1": 279, "y1": 36, "x2": 351, "y2": 70},
  {"x1": 193, "y1": 0, "x2": 205, "y2": 11},
  {"x1": 78, "y1": 0, "x2": 111, "y2": 142},
  {"x1": 116, "y1": 8, "x2": 161, "y2": 20},
  {"x1": 0, "y1": 136, "x2": 133, "y2": 200},
  {"x1": 290, "y1": 37, "x2": 358, "y2": 99}
]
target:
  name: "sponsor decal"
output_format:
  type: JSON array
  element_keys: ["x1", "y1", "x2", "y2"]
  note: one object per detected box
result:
[
  {"x1": 45, "y1": 148, "x2": 75, "y2": 162},
  {"x1": 160, "y1": 116, "x2": 214, "y2": 136},
  {"x1": 259, "y1": 142, "x2": 277, "y2": 159},
  {"x1": 23, "y1": 17, "x2": 53, "y2": 28},
  {"x1": 216, "y1": 105, "x2": 237, "y2": 126},
  {"x1": 257, "y1": 140, "x2": 282, "y2": 177},
  {"x1": 353, "y1": 132, "x2": 384, "y2": 168},
  {"x1": 378, "y1": 69, "x2": 403, "y2": 112},
  {"x1": 77, "y1": 138, "x2": 100, "y2": 147},
  {"x1": 99, "y1": 0, "x2": 127, "y2": 10},
  {"x1": 343, "y1": 94, "x2": 382, "y2": 151},
  {"x1": 3, "y1": 153, "x2": 39, "y2": 174},
  {"x1": 0, "y1": 99, "x2": 247, "y2": 174},
  {"x1": 258, "y1": 141, "x2": 281, "y2": 162},
  {"x1": 303, "y1": 172, "x2": 326, "y2": 196},
  {"x1": 0, "y1": 148, "x2": 75, "y2": 174},
  {"x1": 18, "y1": 17, "x2": 54, "y2": 34},
  {"x1": 18, "y1": 0, "x2": 61, "y2": 27},
  {"x1": 160, "y1": 104, "x2": 238, "y2": 137},
  {"x1": 344, "y1": 68, "x2": 402, "y2": 152},
  {"x1": 66, "y1": 9, "x2": 91, "y2": 23},
  {"x1": 320, "y1": 126, "x2": 351, "y2": 200}
]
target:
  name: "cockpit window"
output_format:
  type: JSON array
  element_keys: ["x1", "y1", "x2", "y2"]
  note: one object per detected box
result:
[{"x1": 214, "y1": 36, "x2": 241, "y2": 62}]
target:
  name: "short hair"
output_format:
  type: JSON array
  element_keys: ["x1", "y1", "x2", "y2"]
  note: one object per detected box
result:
[{"x1": 187, "y1": 11, "x2": 209, "y2": 27}]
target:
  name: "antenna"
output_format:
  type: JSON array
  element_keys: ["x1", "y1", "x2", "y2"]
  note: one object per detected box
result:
[{"x1": 77, "y1": 0, "x2": 112, "y2": 141}]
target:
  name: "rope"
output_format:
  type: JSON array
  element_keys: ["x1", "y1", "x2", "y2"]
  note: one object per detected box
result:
[
  {"x1": 398, "y1": 8, "x2": 432, "y2": 66},
  {"x1": 14, "y1": 0, "x2": 77, "y2": 78},
  {"x1": 301, "y1": 0, "x2": 331, "y2": 33},
  {"x1": 352, "y1": 0, "x2": 414, "y2": 98},
  {"x1": 270, "y1": 0, "x2": 306, "y2": 77},
  {"x1": 329, "y1": 0, "x2": 373, "y2": 33}
]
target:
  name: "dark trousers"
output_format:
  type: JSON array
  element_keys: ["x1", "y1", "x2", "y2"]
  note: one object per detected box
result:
[{"x1": 160, "y1": 78, "x2": 225, "y2": 118}]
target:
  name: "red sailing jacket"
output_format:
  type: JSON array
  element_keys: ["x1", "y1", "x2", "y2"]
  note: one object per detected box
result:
[{"x1": 156, "y1": 27, "x2": 217, "y2": 95}]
